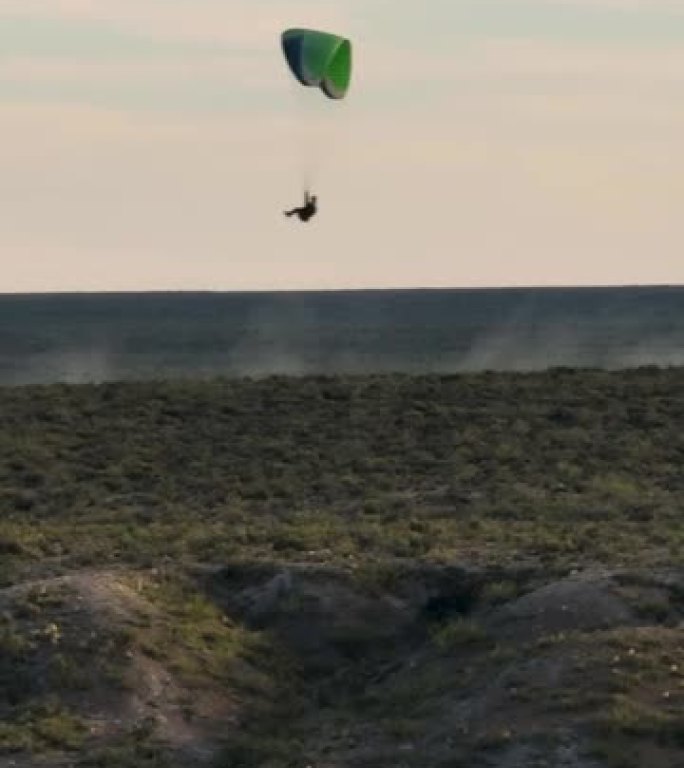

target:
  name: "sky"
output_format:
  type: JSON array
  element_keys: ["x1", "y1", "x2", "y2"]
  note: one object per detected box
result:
[{"x1": 1, "y1": 0, "x2": 683, "y2": 292}]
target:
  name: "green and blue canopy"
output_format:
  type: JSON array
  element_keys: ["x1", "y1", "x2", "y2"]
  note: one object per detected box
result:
[{"x1": 281, "y1": 28, "x2": 352, "y2": 100}]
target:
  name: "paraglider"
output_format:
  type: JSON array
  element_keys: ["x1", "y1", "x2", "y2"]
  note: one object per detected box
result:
[
  {"x1": 281, "y1": 28, "x2": 352, "y2": 221},
  {"x1": 284, "y1": 190, "x2": 318, "y2": 222}
]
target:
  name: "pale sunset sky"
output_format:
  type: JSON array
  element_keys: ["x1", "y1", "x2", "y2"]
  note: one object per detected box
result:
[{"x1": 1, "y1": 0, "x2": 683, "y2": 291}]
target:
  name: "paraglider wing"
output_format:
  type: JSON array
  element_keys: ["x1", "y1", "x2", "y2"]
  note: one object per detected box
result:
[{"x1": 281, "y1": 28, "x2": 352, "y2": 100}]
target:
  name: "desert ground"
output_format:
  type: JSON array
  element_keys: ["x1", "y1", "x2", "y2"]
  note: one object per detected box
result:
[{"x1": 1, "y1": 369, "x2": 682, "y2": 767}]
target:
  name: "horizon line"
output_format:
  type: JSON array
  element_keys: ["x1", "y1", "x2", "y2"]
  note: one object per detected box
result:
[{"x1": 1, "y1": 282, "x2": 683, "y2": 298}]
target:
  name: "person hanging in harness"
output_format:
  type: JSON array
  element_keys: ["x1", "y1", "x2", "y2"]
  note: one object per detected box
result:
[{"x1": 284, "y1": 190, "x2": 317, "y2": 222}]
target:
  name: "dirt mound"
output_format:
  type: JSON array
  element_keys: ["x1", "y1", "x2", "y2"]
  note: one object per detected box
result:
[
  {"x1": 0, "y1": 569, "x2": 233, "y2": 765},
  {"x1": 485, "y1": 572, "x2": 636, "y2": 643},
  {"x1": 205, "y1": 563, "x2": 423, "y2": 673}
]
